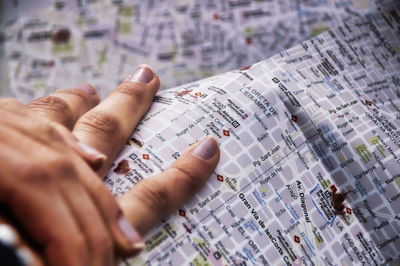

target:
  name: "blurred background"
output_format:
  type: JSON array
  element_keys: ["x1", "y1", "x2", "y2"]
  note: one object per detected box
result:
[{"x1": 0, "y1": 0, "x2": 389, "y2": 102}]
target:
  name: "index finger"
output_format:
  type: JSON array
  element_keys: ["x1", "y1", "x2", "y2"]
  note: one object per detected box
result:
[{"x1": 117, "y1": 137, "x2": 220, "y2": 235}]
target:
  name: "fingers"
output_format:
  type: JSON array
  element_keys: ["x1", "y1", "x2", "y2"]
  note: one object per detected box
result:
[
  {"x1": 1, "y1": 98, "x2": 144, "y2": 261},
  {"x1": 0, "y1": 143, "x2": 90, "y2": 266},
  {"x1": 77, "y1": 164, "x2": 145, "y2": 258},
  {"x1": 27, "y1": 84, "x2": 100, "y2": 130},
  {"x1": 5, "y1": 183, "x2": 90, "y2": 266},
  {"x1": 118, "y1": 137, "x2": 220, "y2": 235},
  {"x1": 0, "y1": 130, "x2": 138, "y2": 265},
  {"x1": 58, "y1": 176, "x2": 114, "y2": 266},
  {"x1": 73, "y1": 65, "x2": 160, "y2": 176}
]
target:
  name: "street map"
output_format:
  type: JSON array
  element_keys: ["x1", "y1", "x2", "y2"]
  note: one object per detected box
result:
[
  {"x1": 102, "y1": 3, "x2": 400, "y2": 265},
  {"x1": 1, "y1": 0, "x2": 400, "y2": 265}
]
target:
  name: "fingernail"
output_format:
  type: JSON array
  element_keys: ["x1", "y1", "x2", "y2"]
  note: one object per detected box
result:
[
  {"x1": 0, "y1": 225, "x2": 17, "y2": 246},
  {"x1": 192, "y1": 136, "x2": 218, "y2": 160},
  {"x1": 16, "y1": 247, "x2": 34, "y2": 266},
  {"x1": 77, "y1": 141, "x2": 107, "y2": 161},
  {"x1": 118, "y1": 217, "x2": 145, "y2": 251},
  {"x1": 129, "y1": 64, "x2": 154, "y2": 84},
  {"x1": 77, "y1": 83, "x2": 97, "y2": 95}
]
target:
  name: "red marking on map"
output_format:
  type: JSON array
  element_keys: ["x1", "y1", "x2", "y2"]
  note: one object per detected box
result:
[
  {"x1": 246, "y1": 37, "x2": 252, "y2": 45},
  {"x1": 217, "y1": 175, "x2": 224, "y2": 182},
  {"x1": 195, "y1": 92, "x2": 202, "y2": 97},
  {"x1": 365, "y1": 100, "x2": 372, "y2": 106},
  {"x1": 179, "y1": 209, "x2": 186, "y2": 217},
  {"x1": 294, "y1": 235, "x2": 300, "y2": 243},
  {"x1": 291, "y1": 115, "x2": 298, "y2": 122},
  {"x1": 331, "y1": 190, "x2": 351, "y2": 216},
  {"x1": 223, "y1": 130, "x2": 230, "y2": 136},
  {"x1": 213, "y1": 13, "x2": 219, "y2": 20},
  {"x1": 113, "y1": 159, "x2": 130, "y2": 174},
  {"x1": 346, "y1": 207, "x2": 352, "y2": 215},
  {"x1": 330, "y1": 185, "x2": 337, "y2": 193},
  {"x1": 142, "y1": 154, "x2": 149, "y2": 160}
]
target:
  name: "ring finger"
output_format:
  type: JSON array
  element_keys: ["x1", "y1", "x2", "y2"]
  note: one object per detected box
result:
[{"x1": 27, "y1": 84, "x2": 100, "y2": 130}]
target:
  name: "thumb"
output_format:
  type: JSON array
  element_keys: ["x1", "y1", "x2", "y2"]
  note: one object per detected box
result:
[{"x1": 118, "y1": 136, "x2": 220, "y2": 236}]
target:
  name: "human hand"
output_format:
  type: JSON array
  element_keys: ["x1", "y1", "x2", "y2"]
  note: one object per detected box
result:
[
  {"x1": 0, "y1": 83, "x2": 146, "y2": 265},
  {"x1": 0, "y1": 65, "x2": 220, "y2": 265}
]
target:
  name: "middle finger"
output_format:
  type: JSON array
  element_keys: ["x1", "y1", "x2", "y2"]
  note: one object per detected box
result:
[{"x1": 73, "y1": 65, "x2": 160, "y2": 176}]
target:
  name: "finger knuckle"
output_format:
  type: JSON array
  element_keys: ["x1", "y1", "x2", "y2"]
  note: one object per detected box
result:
[
  {"x1": 135, "y1": 179, "x2": 169, "y2": 217},
  {"x1": 43, "y1": 123, "x2": 65, "y2": 141},
  {"x1": 94, "y1": 233, "x2": 113, "y2": 255},
  {"x1": 170, "y1": 166, "x2": 203, "y2": 193},
  {"x1": 24, "y1": 155, "x2": 77, "y2": 184},
  {"x1": 76, "y1": 111, "x2": 121, "y2": 140},
  {"x1": 69, "y1": 233, "x2": 88, "y2": 256},
  {"x1": 29, "y1": 96, "x2": 74, "y2": 126},
  {"x1": 53, "y1": 157, "x2": 77, "y2": 177},
  {"x1": 116, "y1": 82, "x2": 148, "y2": 102},
  {"x1": 52, "y1": 231, "x2": 87, "y2": 254},
  {"x1": 29, "y1": 95, "x2": 70, "y2": 113},
  {"x1": 74, "y1": 232, "x2": 87, "y2": 248},
  {"x1": 19, "y1": 161, "x2": 52, "y2": 184},
  {"x1": 29, "y1": 120, "x2": 64, "y2": 143}
]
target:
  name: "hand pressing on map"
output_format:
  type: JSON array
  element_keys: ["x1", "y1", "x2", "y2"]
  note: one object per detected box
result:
[{"x1": 0, "y1": 65, "x2": 220, "y2": 266}]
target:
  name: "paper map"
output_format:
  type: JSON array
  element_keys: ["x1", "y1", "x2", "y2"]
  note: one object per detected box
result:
[
  {"x1": 1, "y1": 0, "x2": 400, "y2": 265},
  {"x1": 102, "y1": 3, "x2": 400, "y2": 265}
]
